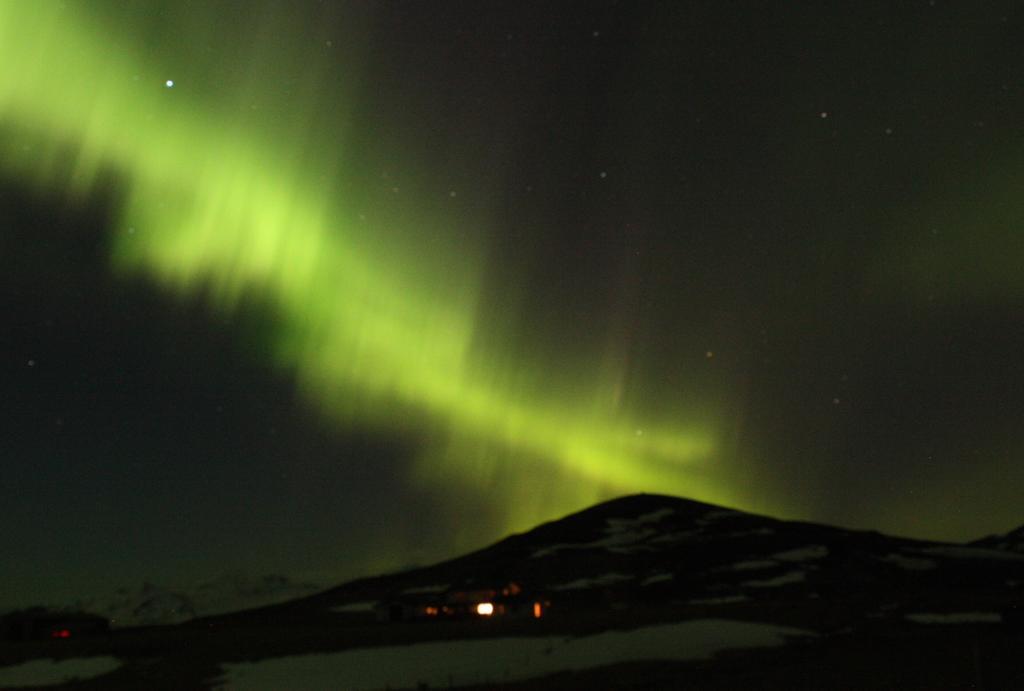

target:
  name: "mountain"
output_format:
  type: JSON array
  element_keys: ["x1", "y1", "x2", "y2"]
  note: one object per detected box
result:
[
  {"x1": 43, "y1": 498, "x2": 1024, "y2": 632},
  {"x1": 970, "y1": 524, "x2": 1024, "y2": 554},
  {"x1": 4, "y1": 494, "x2": 1024, "y2": 690},
  {"x1": 229, "y1": 493, "x2": 1024, "y2": 628},
  {"x1": 54, "y1": 573, "x2": 321, "y2": 627}
]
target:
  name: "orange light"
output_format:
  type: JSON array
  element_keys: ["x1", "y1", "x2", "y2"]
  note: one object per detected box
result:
[
  {"x1": 425, "y1": 606, "x2": 438, "y2": 616},
  {"x1": 476, "y1": 602, "x2": 494, "y2": 616},
  {"x1": 533, "y1": 602, "x2": 543, "y2": 618}
]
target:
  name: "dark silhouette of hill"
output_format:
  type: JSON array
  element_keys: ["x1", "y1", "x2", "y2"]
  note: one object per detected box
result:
[
  {"x1": 204, "y1": 492, "x2": 1024, "y2": 631},
  {"x1": 4, "y1": 493, "x2": 1024, "y2": 690},
  {"x1": 971, "y1": 523, "x2": 1024, "y2": 553}
]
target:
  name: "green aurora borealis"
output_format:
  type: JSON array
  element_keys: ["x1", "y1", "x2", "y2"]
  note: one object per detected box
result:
[
  {"x1": 4, "y1": 1, "x2": 1024, "y2": 602},
  {"x1": 0, "y1": 2, "x2": 725, "y2": 535}
]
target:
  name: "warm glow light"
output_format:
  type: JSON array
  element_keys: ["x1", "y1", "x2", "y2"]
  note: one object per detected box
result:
[
  {"x1": 533, "y1": 601, "x2": 543, "y2": 618},
  {"x1": 476, "y1": 602, "x2": 494, "y2": 616}
]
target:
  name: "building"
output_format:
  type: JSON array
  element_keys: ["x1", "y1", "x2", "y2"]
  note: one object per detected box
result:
[{"x1": 377, "y1": 581, "x2": 549, "y2": 622}]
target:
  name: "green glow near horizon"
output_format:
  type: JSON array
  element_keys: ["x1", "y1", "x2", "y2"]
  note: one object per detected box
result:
[{"x1": 0, "y1": 3, "x2": 734, "y2": 531}]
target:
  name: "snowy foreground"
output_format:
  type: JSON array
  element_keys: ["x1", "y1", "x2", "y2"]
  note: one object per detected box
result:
[
  {"x1": 214, "y1": 619, "x2": 811, "y2": 691},
  {"x1": 0, "y1": 657, "x2": 122, "y2": 687}
]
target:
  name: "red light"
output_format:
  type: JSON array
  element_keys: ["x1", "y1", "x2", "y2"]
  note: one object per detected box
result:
[{"x1": 51, "y1": 629, "x2": 71, "y2": 638}]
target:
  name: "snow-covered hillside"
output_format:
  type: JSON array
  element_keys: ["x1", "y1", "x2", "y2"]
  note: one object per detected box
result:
[
  {"x1": 53, "y1": 573, "x2": 321, "y2": 627},
  {"x1": 3, "y1": 494, "x2": 1024, "y2": 690}
]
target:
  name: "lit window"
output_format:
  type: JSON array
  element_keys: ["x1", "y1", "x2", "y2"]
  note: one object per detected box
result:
[{"x1": 476, "y1": 602, "x2": 494, "y2": 616}]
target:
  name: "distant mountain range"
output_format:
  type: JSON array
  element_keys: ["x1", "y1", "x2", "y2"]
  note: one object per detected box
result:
[
  {"x1": 203, "y1": 493, "x2": 1024, "y2": 631},
  {"x1": 45, "y1": 573, "x2": 321, "y2": 627}
]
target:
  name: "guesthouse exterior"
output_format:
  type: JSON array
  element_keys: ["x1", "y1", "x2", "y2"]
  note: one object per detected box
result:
[{"x1": 377, "y1": 581, "x2": 549, "y2": 622}]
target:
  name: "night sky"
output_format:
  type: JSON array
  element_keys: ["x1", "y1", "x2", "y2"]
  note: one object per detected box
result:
[{"x1": 4, "y1": 1, "x2": 1024, "y2": 606}]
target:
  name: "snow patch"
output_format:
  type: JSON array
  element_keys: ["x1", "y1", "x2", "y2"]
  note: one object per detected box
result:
[
  {"x1": 687, "y1": 595, "x2": 750, "y2": 605},
  {"x1": 595, "y1": 530, "x2": 658, "y2": 554},
  {"x1": 330, "y1": 601, "x2": 377, "y2": 614},
  {"x1": 917, "y1": 546, "x2": 1024, "y2": 561},
  {"x1": 531, "y1": 543, "x2": 579, "y2": 558},
  {"x1": 648, "y1": 531, "x2": 699, "y2": 544},
  {"x1": 726, "y1": 528, "x2": 776, "y2": 538},
  {"x1": 552, "y1": 573, "x2": 633, "y2": 591},
  {"x1": 0, "y1": 657, "x2": 121, "y2": 687},
  {"x1": 741, "y1": 571, "x2": 806, "y2": 588},
  {"x1": 640, "y1": 572, "x2": 674, "y2": 586},
  {"x1": 601, "y1": 509, "x2": 675, "y2": 553},
  {"x1": 771, "y1": 545, "x2": 827, "y2": 561},
  {"x1": 702, "y1": 509, "x2": 742, "y2": 521},
  {"x1": 604, "y1": 508, "x2": 674, "y2": 533},
  {"x1": 636, "y1": 507, "x2": 677, "y2": 523},
  {"x1": 905, "y1": 612, "x2": 1002, "y2": 624},
  {"x1": 532, "y1": 508, "x2": 675, "y2": 557},
  {"x1": 214, "y1": 619, "x2": 813, "y2": 691}
]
